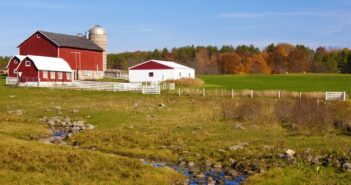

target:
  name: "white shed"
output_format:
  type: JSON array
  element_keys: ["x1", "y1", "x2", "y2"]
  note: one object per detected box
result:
[{"x1": 128, "y1": 60, "x2": 195, "y2": 83}]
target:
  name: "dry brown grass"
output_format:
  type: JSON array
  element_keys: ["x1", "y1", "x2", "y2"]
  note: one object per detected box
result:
[
  {"x1": 165, "y1": 78, "x2": 205, "y2": 87},
  {"x1": 221, "y1": 97, "x2": 351, "y2": 135}
]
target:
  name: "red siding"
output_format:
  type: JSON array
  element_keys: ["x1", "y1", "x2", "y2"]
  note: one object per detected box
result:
[
  {"x1": 16, "y1": 59, "x2": 39, "y2": 82},
  {"x1": 59, "y1": 47, "x2": 103, "y2": 71},
  {"x1": 19, "y1": 32, "x2": 58, "y2": 57},
  {"x1": 18, "y1": 31, "x2": 103, "y2": 72},
  {"x1": 130, "y1": 61, "x2": 173, "y2": 70},
  {"x1": 7, "y1": 58, "x2": 21, "y2": 77},
  {"x1": 39, "y1": 71, "x2": 72, "y2": 82}
]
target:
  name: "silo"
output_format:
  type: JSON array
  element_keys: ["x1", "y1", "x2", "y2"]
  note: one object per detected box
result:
[{"x1": 88, "y1": 25, "x2": 107, "y2": 72}]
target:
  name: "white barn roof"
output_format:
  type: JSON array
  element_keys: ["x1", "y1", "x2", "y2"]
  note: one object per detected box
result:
[{"x1": 24, "y1": 55, "x2": 72, "y2": 72}]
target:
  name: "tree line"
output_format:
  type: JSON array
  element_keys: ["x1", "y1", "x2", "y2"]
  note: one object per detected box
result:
[
  {"x1": 0, "y1": 56, "x2": 10, "y2": 71},
  {"x1": 107, "y1": 43, "x2": 351, "y2": 74},
  {"x1": 1, "y1": 44, "x2": 350, "y2": 75}
]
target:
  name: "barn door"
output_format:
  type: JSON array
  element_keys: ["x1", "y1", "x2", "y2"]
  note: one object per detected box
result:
[{"x1": 74, "y1": 70, "x2": 79, "y2": 80}]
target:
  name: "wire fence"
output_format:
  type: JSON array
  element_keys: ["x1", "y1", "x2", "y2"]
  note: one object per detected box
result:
[{"x1": 166, "y1": 88, "x2": 346, "y2": 101}]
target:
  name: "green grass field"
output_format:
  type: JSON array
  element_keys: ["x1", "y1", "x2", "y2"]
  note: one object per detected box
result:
[
  {"x1": 200, "y1": 74, "x2": 351, "y2": 93},
  {"x1": 1, "y1": 75, "x2": 351, "y2": 184}
]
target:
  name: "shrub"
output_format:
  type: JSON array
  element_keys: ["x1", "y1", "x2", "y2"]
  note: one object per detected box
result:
[
  {"x1": 330, "y1": 102, "x2": 351, "y2": 134},
  {"x1": 274, "y1": 100, "x2": 294, "y2": 124},
  {"x1": 279, "y1": 98, "x2": 334, "y2": 134},
  {"x1": 165, "y1": 78, "x2": 204, "y2": 87},
  {"x1": 221, "y1": 99, "x2": 264, "y2": 123}
]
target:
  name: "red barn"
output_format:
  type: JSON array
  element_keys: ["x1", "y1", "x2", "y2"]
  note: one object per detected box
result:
[
  {"x1": 6, "y1": 55, "x2": 26, "y2": 78},
  {"x1": 18, "y1": 30, "x2": 104, "y2": 80},
  {"x1": 14, "y1": 55, "x2": 73, "y2": 86}
]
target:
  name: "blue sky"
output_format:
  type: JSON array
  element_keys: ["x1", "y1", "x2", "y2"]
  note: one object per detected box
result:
[{"x1": 1, "y1": 0, "x2": 351, "y2": 55}]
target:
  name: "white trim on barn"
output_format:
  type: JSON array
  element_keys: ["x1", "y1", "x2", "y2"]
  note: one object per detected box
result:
[{"x1": 6, "y1": 55, "x2": 26, "y2": 69}]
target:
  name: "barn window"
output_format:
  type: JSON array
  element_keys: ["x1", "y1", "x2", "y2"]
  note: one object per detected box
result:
[
  {"x1": 179, "y1": 72, "x2": 182, "y2": 77},
  {"x1": 36, "y1": 34, "x2": 41, "y2": 38},
  {"x1": 149, "y1": 72, "x2": 154, "y2": 77},
  {"x1": 50, "y1": 72, "x2": 55, "y2": 80},
  {"x1": 57, "y1": 72, "x2": 63, "y2": 80},
  {"x1": 188, "y1": 73, "x2": 191, "y2": 77},
  {"x1": 43, "y1": 71, "x2": 48, "y2": 79},
  {"x1": 25, "y1": 61, "x2": 30, "y2": 67},
  {"x1": 66, "y1": 72, "x2": 72, "y2": 80},
  {"x1": 14, "y1": 59, "x2": 18, "y2": 64}
]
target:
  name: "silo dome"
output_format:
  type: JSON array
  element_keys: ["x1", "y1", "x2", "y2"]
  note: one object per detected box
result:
[{"x1": 89, "y1": 25, "x2": 106, "y2": 35}]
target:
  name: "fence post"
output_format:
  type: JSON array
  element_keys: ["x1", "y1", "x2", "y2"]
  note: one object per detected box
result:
[
  {"x1": 251, "y1": 90, "x2": 254, "y2": 99},
  {"x1": 203, "y1": 88, "x2": 206, "y2": 97},
  {"x1": 299, "y1": 92, "x2": 302, "y2": 100},
  {"x1": 231, "y1": 89, "x2": 234, "y2": 99},
  {"x1": 344, "y1": 92, "x2": 346, "y2": 101},
  {"x1": 178, "y1": 88, "x2": 181, "y2": 96},
  {"x1": 278, "y1": 91, "x2": 281, "y2": 99}
]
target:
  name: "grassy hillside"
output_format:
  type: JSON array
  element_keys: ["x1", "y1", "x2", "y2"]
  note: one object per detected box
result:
[
  {"x1": 200, "y1": 74, "x2": 351, "y2": 93},
  {"x1": 1, "y1": 77, "x2": 351, "y2": 184}
]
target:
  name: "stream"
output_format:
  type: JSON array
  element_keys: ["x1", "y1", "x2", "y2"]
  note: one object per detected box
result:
[
  {"x1": 40, "y1": 115, "x2": 248, "y2": 185},
  {"x1": 143, "y1": 161, "x2": 247, "y2": 185}
]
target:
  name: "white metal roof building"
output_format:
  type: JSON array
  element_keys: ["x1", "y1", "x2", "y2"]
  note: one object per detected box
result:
[
  {"x1": 128, "y1": 60, "x2": 195, "y2": 83},
  {"x1": 22, "y1": 55, "x2": 72, "y2": 72}
]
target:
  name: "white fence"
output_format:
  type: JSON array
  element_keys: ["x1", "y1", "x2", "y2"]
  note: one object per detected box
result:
[
  {"x1": 104, "y1": 70, "x2": 129, "y2": 80},
  {"x1": 160, "y1": 83, "x2": 175, "y2": 91},
  {"x1": 5, "y1": 77, "x2": 18, "y2": 85},
  {"x1": 53, "y1": 81, "x2": 175, "y2": 95},
  {"x1": 325, "y1": 92, "x2": 346, "y2": 101},
  {"x1": 113, "y1": 83, "x2": 142, "y2": 92},
  {"x1": 63, "y1": 81, "x2": 142, "y2": 92},
  {"x1": 142, "y1": 84, "x2": 161, "y2": 94}
]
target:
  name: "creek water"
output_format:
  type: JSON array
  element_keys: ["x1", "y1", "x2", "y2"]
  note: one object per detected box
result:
[{"x1": 143, "y1": 161, "x2": 247, "y2": 185}]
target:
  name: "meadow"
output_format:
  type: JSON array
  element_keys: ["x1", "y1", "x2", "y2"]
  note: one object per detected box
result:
[
  {"x1": 1, "y1": 75, "x2": 351, "y2": 184},
  {"x1": 200, "y1": 74, "x2": 351, "y2": 93}
]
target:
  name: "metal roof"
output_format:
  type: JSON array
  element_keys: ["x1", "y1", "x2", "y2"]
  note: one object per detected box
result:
[
  {"x1": 129, "y1": 60, "x2": 194, "y2": 70},
  {"x1": 18, "y1": 31, "x2": 104, "y2": 51},
  {"x1": 24, "y1": 55, "x2": 72, "y2": 72}
]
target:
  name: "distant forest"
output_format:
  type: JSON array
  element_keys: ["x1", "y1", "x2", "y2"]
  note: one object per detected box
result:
[
  {"x1": 1, "y1": 43, "x2": 351, "y2": 75},
  {"x1": 107, "y1": 43, "x2": 351, "y2": 74}
]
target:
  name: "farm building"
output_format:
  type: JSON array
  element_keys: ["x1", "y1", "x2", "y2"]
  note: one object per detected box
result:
[
  {"x1": 17, "y1": 25, "x2": 107, "y2": 80},
  {"x1": 128, "y1": 60, "x2": 195, "y2": 83},
  {"x1": 6, "y1": 55, "x2": 26, "y2": 78},
  {"x1": 12, "y1": 55, "x2": 73, "y2": 86}
]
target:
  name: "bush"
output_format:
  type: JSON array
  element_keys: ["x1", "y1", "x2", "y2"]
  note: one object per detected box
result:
[
  {"x1": 165, "y1": 78, "x2": 204, "y2": 87},
  {"x1": 289, "y1": 98, "x2": 334, "y2": 134},
  {"x1": 330, "y1": 102, "x2": 351, "y2": 134},
  {"x1": 275, "y1": 98, "x2": 350, "y2": 135},
  {"x1": 221, "y1": 99, "x2": 264, "y2": 123},
  {"x1": 274, "y1": 100, "x2": 294, "y2": 124},
  {"x1": 222, "y1": 97, "x2": 351, "y2": 135}
]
